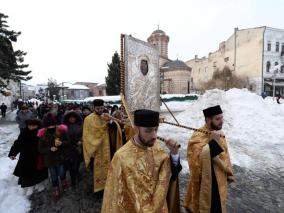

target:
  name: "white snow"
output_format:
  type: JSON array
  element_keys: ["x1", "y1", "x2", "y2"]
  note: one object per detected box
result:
[
  {"x1": 28, "y1": 98, "x2": 42, "y2": 105},
  {"x1": 0, "y1": 124, "x2": 31, "y2": 213},
  {"x1": 0, "y1": 88, "x2": 283, "y2": 212},
  {"x1": 159, "y1": 88, "x2": 284, "y2": 172},
  {"x1": 161, "y1": 94, "x2": 199, "y2": 98},
  {"x1": 83, "y1": 94, "x2": 197, "y2": 105},
  {"x1": 62, "y1": 83, "x2": 89, "y2": 90},
  {"x1": 5, "y1": 110, "x2": 17, "y2": 122},
  {"x1": 160, "y1": 101, "x2": 193, "y2": 112},
  {"x1": 84, "y1": 95, "x2": 120, "y2": 102}
]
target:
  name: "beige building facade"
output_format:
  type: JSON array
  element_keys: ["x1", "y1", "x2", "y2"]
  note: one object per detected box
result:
[{"x1": 186, "y1": 27, "x2": 284, "y2": 96}]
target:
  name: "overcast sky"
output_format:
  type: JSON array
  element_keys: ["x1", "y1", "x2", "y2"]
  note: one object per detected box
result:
[{"x1": 1, "y1": 0, "x2": 284, "y2": 85}]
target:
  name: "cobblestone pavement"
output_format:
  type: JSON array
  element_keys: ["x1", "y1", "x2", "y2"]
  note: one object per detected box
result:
[
  {"x1": 30, "y1": 163, "x2": 284, "y2": 213},
  {"x1": 179, "y1": 165, "x2": 284, "y2": 213},
  {"x1": 2, "y1": 116, "x2": 282, "y2": 213},
  {"x1": 30, "y1": 169, "x2": 103, "y2": 213}
]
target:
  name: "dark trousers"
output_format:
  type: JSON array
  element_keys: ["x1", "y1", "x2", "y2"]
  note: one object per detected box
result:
[
  {"x1": 1, "y1": 111, "x2": 6, "y2": 117},
  {"x1": 65, "y1": 155, "x2": 81, "y2": 186},
  {"x1": 49, "y1": 164, "x2": 66, "y2": 187}
]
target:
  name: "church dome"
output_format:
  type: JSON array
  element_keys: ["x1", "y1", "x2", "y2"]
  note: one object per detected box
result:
[
  {"x1": 147, "y1": 27, "x2": 170, "y2": 58},
  {"x1": 151, "y1": 29, "x2": 166, "y2": 35},
  {"x1": 162, "y1": 59, "x2": 191, "y2": 71}
]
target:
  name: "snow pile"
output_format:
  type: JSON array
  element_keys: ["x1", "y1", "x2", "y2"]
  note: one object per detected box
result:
[
  {"x1": 0, "y1": 125, "x2": 31, "y2": 213},
  {"x1": 160, "y1": 101, "x2": 193, "y2": 112},
  {"x1": 159, "y1": 88, "x2": 284, "y2": 171},
  {"x1": 28, "y1": 98, "x2": 42, "y2": 105},
  {"x1": 5, "y1": 110, "x2": 17, "y2": 122}
]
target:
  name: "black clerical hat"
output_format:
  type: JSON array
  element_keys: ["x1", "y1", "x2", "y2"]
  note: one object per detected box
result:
[
  {"x1": 203, "y1": 105, "x2": 223, "y2": 118},
  {"x1": 134, "y1": 109, "x2": 159, "y2": 127},
  {"x1": 93, "y1": 99, "x2": 104, "y2": 107}
]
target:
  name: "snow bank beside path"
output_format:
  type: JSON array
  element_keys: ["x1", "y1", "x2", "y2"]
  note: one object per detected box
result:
[
  {"x1": 0, "y1": 125, "x2": 30, "y2": 213},
  {"x1": 159, "y1": 88, "x2": 284, "y2": 171}
]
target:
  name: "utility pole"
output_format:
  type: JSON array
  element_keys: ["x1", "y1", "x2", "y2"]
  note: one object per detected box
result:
[
  {"x1": 272, "y1": 65, "x2": 280, "y2": 100},
  {"x1": 19, "y1": 81, "x2": 22, "y2": 99},
  {"x1": 234, "y1": 27, "x2": 238, "y2": 72},
  {"x1": 272, "y1": 70, "x2": 276, "y2": 100}
]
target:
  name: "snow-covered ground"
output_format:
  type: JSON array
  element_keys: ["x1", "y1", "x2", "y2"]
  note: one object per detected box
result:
[
  {"x1": 0, "y1": 123, "x2": 31, "y2": 213},
  {"x1": 5, "y1": 110, "x2": 18, "y2": 122},
  {"x1": 160, "y1": 101, "x2": 193, "y2": 112},
  {"x1": 1, "y1": 89, "x2": 284, "y2": 212},
  {"x1": 159, "y1": 88, "x2": 284, "y2": 172}
]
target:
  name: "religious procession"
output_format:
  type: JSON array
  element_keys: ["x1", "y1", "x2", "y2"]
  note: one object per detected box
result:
[
  {"x1": 1, "y1": 33, "x2": 236, "y2": 213},
  {"x1": 5, "y1": 97, "x2": 234, "y2": 213},
  {"x1": 1, "y1": 1, "x2": 284, "y2": 213}
]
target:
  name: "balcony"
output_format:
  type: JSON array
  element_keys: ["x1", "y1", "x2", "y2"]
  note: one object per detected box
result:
[{"x1": 264, "y1": 72, "x2": 284, "y2": 80}]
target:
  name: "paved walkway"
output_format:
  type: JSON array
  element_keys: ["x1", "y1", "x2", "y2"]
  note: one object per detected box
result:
[{"x1": 1, "y1": 116, "x2": 282, "y2": 213}]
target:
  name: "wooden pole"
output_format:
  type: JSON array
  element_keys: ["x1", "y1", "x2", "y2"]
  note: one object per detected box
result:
[
  {"x1": 161, "y1": 120, "x2": 225, "y2": 138},
  {"x1": 160, "y1": 97, "x2": 180, "y2": 125}
]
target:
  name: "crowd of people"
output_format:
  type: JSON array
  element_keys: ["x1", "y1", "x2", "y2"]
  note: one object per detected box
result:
[
  {"x1": 7, "y1": 99, "x2": 235, "y2": 212},
  {"x1": 8, "y1": 100, "x2": 129, "y2": 200}
]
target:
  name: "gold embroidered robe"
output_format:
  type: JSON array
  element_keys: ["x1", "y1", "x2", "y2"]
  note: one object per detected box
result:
[
  {"x1": 83, "y1": 113, "x2": 122, "y2": 192},
  {"x1": 101, "y1": 140, "x2": 172, "y2": 213},
  {"x1": 184, "y1": 125, "x2": 234, "y2": 213},
  {"x1": 124, "y1": 118, "x2": 136, "y2": 141}
]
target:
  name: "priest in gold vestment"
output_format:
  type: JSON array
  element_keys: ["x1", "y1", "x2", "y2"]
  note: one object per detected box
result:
[
  {"x1": 184, "y1": 105, "x2": 235, "y2": 213},
  {"x1": 102, "y1": 109, "x2": 182, "y2": 213},
  {"x1": 83, "y1": 99, "x2": 123, "y2": 194}
]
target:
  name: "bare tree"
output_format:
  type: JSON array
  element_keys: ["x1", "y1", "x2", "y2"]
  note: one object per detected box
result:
[{"x1": 199, "y1": 66, "x2": 251, "y2": 92}]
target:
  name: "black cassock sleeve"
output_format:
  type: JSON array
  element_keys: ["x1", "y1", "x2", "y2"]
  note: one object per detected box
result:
[
  {"x1": 208, "y1": 139, "x2": 224, "y2": 212},
  {"x1": 8, "y1": 130, "x2": 26, "y2": 157},
  {"x1": 208, "y1": 139, "x2": 224, "y2": 158},
  {"x1": 170, "y1": 156, "x2": 182, "y2": 181}
]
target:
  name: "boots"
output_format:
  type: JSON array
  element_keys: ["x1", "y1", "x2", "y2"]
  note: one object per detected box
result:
[
  {"x1": 52, "y1": 187, "x2": 60, "y2": 201},
  {"x1": 62, "y1": 179, "x2": 69, "y2": 191}
]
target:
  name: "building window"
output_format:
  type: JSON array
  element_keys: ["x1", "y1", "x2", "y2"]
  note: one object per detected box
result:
[
  {"x1": 213, "y1": 61, "x2": 217, "y2": 68},
  {"x1": 267, "y1": 41, "x2": 271, "y2": 51},
  {"x1": 224, "y1": 57, "x2": 229, "y2": 62},
  {"x1": 276, "y1": 42, "x2": 280, "y2": 52},
  {"x1": 281, "y1": 65, "x2": 284, "y2": 73},
  {"x1": 281, "y1": 43, "x2": 284, "y2": 56},
  {"x1": 266, "y1": 61, "x2": 271, "y2": 72}
]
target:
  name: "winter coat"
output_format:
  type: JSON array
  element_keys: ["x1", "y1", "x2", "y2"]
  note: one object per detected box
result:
[
  {"x1": 8, "y1": 128, "x2": 48, "y2": 187},
  {"x1": 38, "y1": 125, "x2": 69, "y2": 167},
  {"x1": 63, "y1": 112, "x2": 83, "y2": 162},
  {"x1": 16, "y1": 110, "x2": 34, "y2": 129},
  {"x1": 0, "y1": 104, "x2": 7, "y2": 112}
]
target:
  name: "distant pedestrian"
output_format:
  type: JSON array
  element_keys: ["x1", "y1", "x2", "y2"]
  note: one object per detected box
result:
[
  {"x1": 276, "y1": 95, "x2": 281, "y2": 104},
  {"x1": 0, "y1": 103, "x2": 7, "y2": 118},
  {"x1": 16, "y1": 105, "x2": 34, "y2": 131}
]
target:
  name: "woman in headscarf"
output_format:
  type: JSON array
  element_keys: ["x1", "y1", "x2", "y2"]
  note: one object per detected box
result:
[
  {"x1": 9, "y1": 119, "x2": 48, "y2": 189},
  {"x1": 63, "y1": 111, "x2": 83, "y2": 188}
]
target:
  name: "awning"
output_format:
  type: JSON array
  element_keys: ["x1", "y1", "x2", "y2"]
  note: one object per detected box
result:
[{"x1": 265, "y1": 81, "x2": 284, "y2": 86}]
